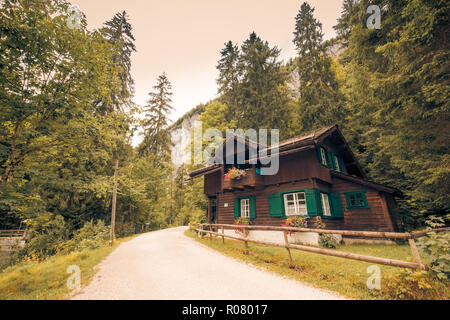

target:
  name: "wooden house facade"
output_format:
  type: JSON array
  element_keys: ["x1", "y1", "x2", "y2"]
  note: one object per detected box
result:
[{"x1": 189, "y1": 125, "x2": 403, "y2": 232}]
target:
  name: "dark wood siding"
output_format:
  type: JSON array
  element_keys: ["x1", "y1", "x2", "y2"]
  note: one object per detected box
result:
[
  {"x1": 263, "y1": 149, "x2": 331, "y2": 186},
  {"x1": 217, "y1": 180, "x2": 314, "y2": 226},
  {"x1": 326, "y1": 176, "x2": 394, "y2": 232},
  {"x1": 216, "y1": 176, "x2": 396, "y2": 232},
  {"x1": 204, "y1": 170, "x2": 221, "y2": 196}
]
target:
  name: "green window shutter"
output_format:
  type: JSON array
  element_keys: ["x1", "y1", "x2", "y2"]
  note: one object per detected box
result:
[
  {"x1": 316, "y1": 146, "x2": 323, "y2": 165},
  {"x1": 234, "y1": 198, "x2": 240, "y2": 219},
  {"x1": 330, "y1": 152, "x2": 337, "y2": 170},
  {"x1": 305, "y1": 189, "x2": 320, "y2": 217},
  {"x1": 325, "y1": 150, "x2": 333, "y2": 168},
  {"x1": 268, "y1": 193, "x2": 284, "y2": 218},
  {"x1": 338, "y1": 156, "x2": 345, "y2": 173},
  {"x1": 330, "y1": 193, "x2": 344, "y2": 218},
  {"x1": 249, "y1": 196, "x2": 256, "y2": 219},
  {"x1": 316, "y1": 190, "x2": 323, "y2": 216}
]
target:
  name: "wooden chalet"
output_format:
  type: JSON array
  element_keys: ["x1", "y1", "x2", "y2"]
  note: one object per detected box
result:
[{"x1": 189, "y1": 125, "x2": 403, "y2": 232}]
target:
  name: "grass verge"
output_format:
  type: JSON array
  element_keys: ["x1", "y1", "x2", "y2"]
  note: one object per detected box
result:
[
  {"x1": 185, "y1": 229, "x2": 449, "y2": 300},
  {"x1": 0, "y1": 235, "x2": 136, "y2": 300}
]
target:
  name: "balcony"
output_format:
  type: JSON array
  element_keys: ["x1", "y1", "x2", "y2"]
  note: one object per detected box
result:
[{"x1": 222, "y1": 167, "x2": 264, "y2": 191}]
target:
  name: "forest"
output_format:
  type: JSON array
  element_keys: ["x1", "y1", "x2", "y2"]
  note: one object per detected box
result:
[{"x1": 0, "y1": 0, "x2": 448, "y2": 263}]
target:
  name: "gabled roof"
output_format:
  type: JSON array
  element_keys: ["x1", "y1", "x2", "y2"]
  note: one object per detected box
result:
[{"x1": 189, "y1": 125, "x2": 365, "y2": 178}]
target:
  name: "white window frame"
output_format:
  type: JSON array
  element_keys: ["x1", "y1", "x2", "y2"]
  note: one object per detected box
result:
[
  {"x1": 320, "y1": 147, "x2": 328, "y2": 166},
  {"x1": 240, "y1": 198, "x2": 250, "y2": 218},
  {"x1": 283, "y1": 192, "x2": 307, "y2": 216},
  {"x1": 321, "y1": 193, "x2": 331, "y2": 217},
  {"x1": 333, "y1": 155, "x2": 342, "y2": 172}
]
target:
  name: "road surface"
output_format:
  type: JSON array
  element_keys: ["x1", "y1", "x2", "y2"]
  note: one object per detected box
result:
[{"x1": 72, "y1": 227, "x2": 345, "y2": 300}]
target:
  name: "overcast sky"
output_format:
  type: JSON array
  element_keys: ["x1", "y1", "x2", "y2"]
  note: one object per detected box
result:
[{"x1": 71, "y1": 0, "x2": 343, "y2": 144}]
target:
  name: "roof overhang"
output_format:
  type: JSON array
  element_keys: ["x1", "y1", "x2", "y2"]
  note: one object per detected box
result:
[{"x1": 331, "y1": 171, "x2": 403, "y2": 197}]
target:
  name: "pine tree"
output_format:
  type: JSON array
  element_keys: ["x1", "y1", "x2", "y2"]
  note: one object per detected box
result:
[
  {"x1": 333, "y1": 0, "x2": 359, "y2": 46},
  {"x1": 101, "y1": 11, "x2": 136, "y2": 112},
  {"x1": 336, "y1": 0, "x2": 449, "y2": 227},
  {"x1": 216, "y1": 41, "x2": 240, "y2": 121},
  {"x1": 215, "y1": 33, "x2": 295, "y2": 136},
  {"x1": 237, "y1": 32, "x2": 294, "y2": 134},
  {"x1": 293, "y1": 2, "x2": 345, "y2": 131},
  {"x1": 139, "y1": 73, "x2": 174, "y2": 158}
]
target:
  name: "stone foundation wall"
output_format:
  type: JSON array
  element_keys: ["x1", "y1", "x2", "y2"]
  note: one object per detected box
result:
[
  {"x1": 0, "y1": 237, "x2": 26, "y2": 252},
  {"x1": 220, "y1": 229, "x2": 344, "y2": 246}
]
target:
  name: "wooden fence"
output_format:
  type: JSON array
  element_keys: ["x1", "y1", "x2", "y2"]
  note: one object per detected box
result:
[
  {"x1": 196, "y1": 223, "x2": 450, "y2": 271},
  {"x1": 0, "y1": 229, "x2": 27, "y2": 239}
]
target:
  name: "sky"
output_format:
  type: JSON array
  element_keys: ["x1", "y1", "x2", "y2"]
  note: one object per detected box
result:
[{"x1": 71, "y1": 0, "x2": 344, "y2": 144}]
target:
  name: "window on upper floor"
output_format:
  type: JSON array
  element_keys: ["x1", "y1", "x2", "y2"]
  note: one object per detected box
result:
[
  {"x1": 320, "y1": 147, "x2": 328, "y2": 166},
  {"x1": 333, "y1": 154, "x2": 342, "y2": 172}
]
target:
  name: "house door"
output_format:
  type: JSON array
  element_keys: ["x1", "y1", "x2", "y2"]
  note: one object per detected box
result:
[{"x1": 210, "y1": 198, "x2": 217, "y2": 224}]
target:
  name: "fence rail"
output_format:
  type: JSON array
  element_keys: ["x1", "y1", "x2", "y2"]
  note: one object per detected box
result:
[
  {"x1": 196, "y1": 224, "x2": 450, "y2": 271},
  {"x1": 0, "y1": 229, "x2": 27, "y2": 238}
]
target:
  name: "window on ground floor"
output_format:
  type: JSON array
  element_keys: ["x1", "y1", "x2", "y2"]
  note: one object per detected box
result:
[
  {"x1": 344, "y1": 190, "x2": 369, "y2": 209},
  {"x1": 240, "y1": 198, "x2": 250, "y2": 218},
  {"x1": 283, "y1": 192, "x2": 307, "y2": 216},
  {"x1": 321, "y1": 193, "x2": 331, "y2": 217}
]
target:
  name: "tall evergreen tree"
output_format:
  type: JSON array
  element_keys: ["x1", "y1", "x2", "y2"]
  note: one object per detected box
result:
[
  {"x1": 336, "y1": 0, "x2": 449, "y2": 227},
  {"x1": 139, "y1": 73, "x2": 174, "y2": 158},
  {"x1": 216, "y1": 41, "x2": 240, "y2": 121},
  {"x1": 238, "y1": 32, "x2": 294, "y2": 134},
  {"x1": 333, "y1": 0, "x2": 360, "y2": 46},
  {"x1": 101, "y1": 11, "x2": 136, "y2": 112},
  {"x1": 293, "y1": 2, "x2": 345, "y2": 131}
]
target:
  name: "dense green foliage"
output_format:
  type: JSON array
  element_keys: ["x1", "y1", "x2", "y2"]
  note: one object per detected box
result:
[
  {"x1": 0, "y1": 1, "x2": 181, "y2": 264},
  {"x1": 0, "y1": 0, "x2": 448, "y2": 275},
  {"x1": 184, "y1": 0, "x2": 449, "y2": 231}
]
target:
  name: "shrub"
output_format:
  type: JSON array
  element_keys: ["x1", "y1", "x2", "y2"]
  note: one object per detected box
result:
[
  {"x1": 417, "y1": 215, "x2": 450, "y2": 281},
  {"x1": 115, "y1": 221, "x2": 135, "y2": 238},
  {"x1": 187, "y1": 207, "x2": 207, "y2": 230},
  {"x1": 61, "y1": 220, "x2": 109, "y2": 253},
  {"x1": 19, "y1": 215, "x2": 69, "y2": 261},
  {"x1": 318, "y1": 234, "x2": 338, "y2": 249},
  {"x1": 383, "y1": 269, "x2": 441, "y2": 300}
]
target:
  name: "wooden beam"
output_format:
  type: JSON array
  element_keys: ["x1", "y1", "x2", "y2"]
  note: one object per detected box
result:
[
  {"x1": 196, "y1": 228, "x2": 427, "y2": 270},
  {"x1": 202, "y1": 223, "x2": 413, "y2": 239},
  {"x1": 283, "y1": 231, "x2": 293, "y2": 266},
  {"x1": 408, "y1": 238, "x2": 422, "y2": 265}
]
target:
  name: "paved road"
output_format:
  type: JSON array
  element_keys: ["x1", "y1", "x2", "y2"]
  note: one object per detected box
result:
[{"x1": 72, "y1": 227, "x2": 345, "y2": 300}]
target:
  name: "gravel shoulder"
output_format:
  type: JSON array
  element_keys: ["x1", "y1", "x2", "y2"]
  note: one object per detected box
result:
[{"x1": 72, "y1": 227, "x2": 346, "y2": 300}]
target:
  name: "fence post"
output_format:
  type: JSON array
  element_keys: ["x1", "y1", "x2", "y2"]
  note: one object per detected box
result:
[
  {"x1": 200, "y1": 224, "x2": 204, "y2": 239},
  {"x1": 221, "y1": 226, "x2": 225, "y2": 244},
  {"x1": 408, "y1": 237, "x2": 423, "y2": 265},
  {"x1": 209, "y1": 225, "x2": 212, "y2": 240},
  {"x1": 244, "y1": 227, "x2": 249, "y2": 255},
  {"x1": 283, "y1": 230, "x2": 293, "y2": 266}
]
